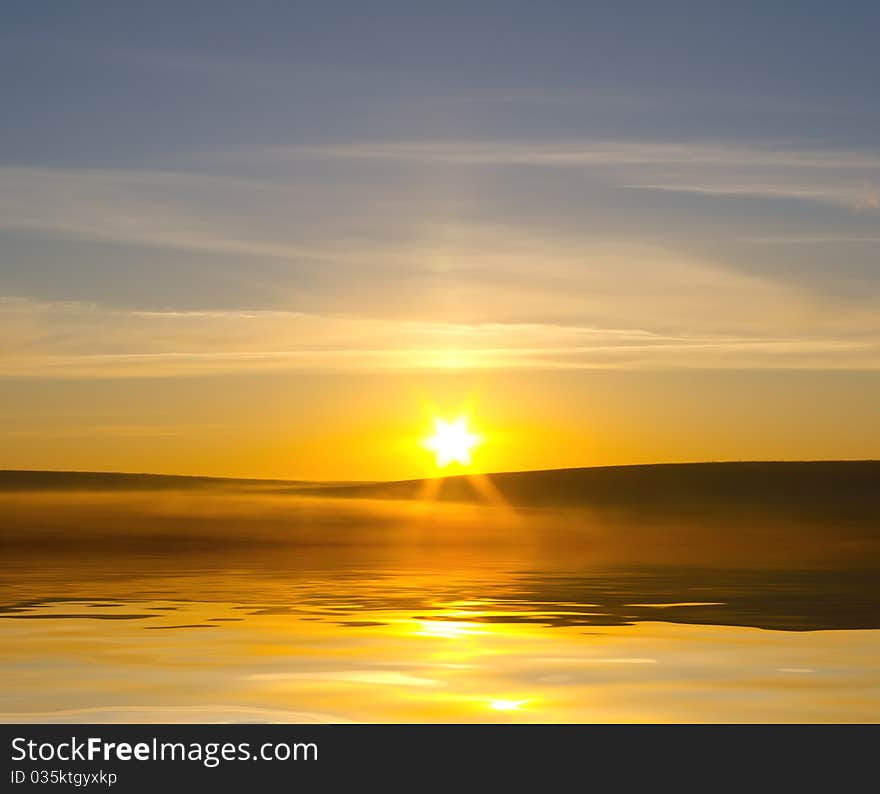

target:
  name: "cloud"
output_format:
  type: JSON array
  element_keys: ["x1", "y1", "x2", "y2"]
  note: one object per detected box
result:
[
  {"x1": 619, "y1": 181, "x2": 870, "y2": 209},
  {"x1": 0, "y1": 167, "x2": 371, "y2": 266},
  {"x1": 860, "y1": 182, "x2": 880, "y2": 210},
  {"x1": 0, "y1": 163, "x2": 830, "y2": 330},
  {"x1": 1, "y1": 152, "x2": 877, "y2": 343},
  {"x1": 239, "y1": 139, "x2": 880, "y2": 170},
  {"x1": 739, "y1": 235, "x2": 880, "y2": 244},
  {"x1": 209, "y1": 137, "x2": 880, "y2": 212},
  {"x1": 2, "y1": 297, "x2": 880, "y2": 378}
]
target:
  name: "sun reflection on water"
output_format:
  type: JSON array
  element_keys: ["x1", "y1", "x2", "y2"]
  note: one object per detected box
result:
[
  {"x1": 2, "y1": 559, "x2": 880, "y2": 724},
  {"x1": 415, "y1": 620, "x2": 485, "y2": 639}
]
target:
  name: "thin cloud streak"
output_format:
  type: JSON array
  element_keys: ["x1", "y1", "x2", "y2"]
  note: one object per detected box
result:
[
  {"x1": 0, "y1": 167, "x2": 372, "y2": 267},
  {"x1": 2, "y1": 298, "x2": 879, "y2": 378},
  {"x1": 246, "y1": 139, "x2": 880, "y2": 170},
  {"x1": 216, "y1": 138, "x2": 880, "y2": 211},
  {"x1": 740, "y1": 235, "x2": 880, "y2": 244},
  {"x1": 619, "y1": 182, "x2": 872, "y2": 209},
  {"x1": 0, "y1": 164, "x2": 827, "y2": 333}
]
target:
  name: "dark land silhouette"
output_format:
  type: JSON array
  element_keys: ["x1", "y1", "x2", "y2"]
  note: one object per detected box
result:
[
  {"x1": 0, "y1": 470, "x2": 347, "y2": 492},
  {"x1": 3, "y1": 461, "x2": 879, "y2": 521},
  {"x1": 297, "y1": 460, "x2": 880, "y2": 522},
  {"x1": 5, "y1": 461, "x2": 877, "y2": 520}
]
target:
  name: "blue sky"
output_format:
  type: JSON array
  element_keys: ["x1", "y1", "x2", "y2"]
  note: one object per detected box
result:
[{"x1": 1, "y1": 3, "x2": 879, "y2": 475}]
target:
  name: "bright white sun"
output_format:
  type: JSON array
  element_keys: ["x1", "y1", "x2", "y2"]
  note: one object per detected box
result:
[
  {"x1": 422, "y1": 417, "x2": 481, "y2": 468},
  {"x1": 490, "y1": 699, "x2": 527, "y2": 712}
]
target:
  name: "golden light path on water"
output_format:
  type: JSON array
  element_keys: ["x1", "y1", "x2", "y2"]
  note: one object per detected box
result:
[
  {"x1": 2, "y1": 487, "x2": 879, "y2": 724},
  {"x1": 2, "y1": 592, "x2": 879, "y2": 724}
]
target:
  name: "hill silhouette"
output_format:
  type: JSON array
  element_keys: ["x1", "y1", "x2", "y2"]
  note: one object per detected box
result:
[
  {"x1": 296, "y1": 460, "x2": 880, "y2": 525},
  {"x1": 0, "y1": 470, "x2": 339, "y2": 492},
  {"x1": 2, "y1": 461, "x2": 879, "y2": 526}
]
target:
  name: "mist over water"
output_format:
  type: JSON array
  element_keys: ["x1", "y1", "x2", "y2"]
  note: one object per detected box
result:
[{"x1": 2, "y1": 481, "x2": 879, "y2": 723}]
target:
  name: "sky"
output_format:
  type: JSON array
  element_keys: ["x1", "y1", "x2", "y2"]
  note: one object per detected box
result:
[{"x1": 1, "y1": 2, "x2": 879, "y2": 480}]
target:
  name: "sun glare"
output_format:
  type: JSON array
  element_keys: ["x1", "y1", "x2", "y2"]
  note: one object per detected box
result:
[
  {"x1": 490, "y1": 699, "x2": 528, "y2": 712},
  {"x1": 422, "y1": 417, "x2": 481, "y2": 468}
]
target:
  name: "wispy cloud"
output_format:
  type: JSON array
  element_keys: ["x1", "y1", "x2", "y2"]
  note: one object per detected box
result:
[
  {"x1": 619, "y1": 182, "x2": 869, "y2": 208},
  {"x1": 739, "y1": 235, "x2": 880, "y2": 244},
  {"x1": 3, "y1": 297, "x2": 879, "y2": 378},
  {"x1": 2, "y1": 150, "x2": 878, "y2": 343},
  {"x1": 245, "y1": 139, "x2": 880, "y2": 170},
  {"x1": 1, "y1": 163, "x2": 829, "y2": 331},
  {"x1": 0, "y1": 167, "x2": 372, "y2": 266},
  {"x1": 211, "y1": 137, "x2": 880, "y2": 212},
  {"x1": 861, "y1": 181, "x2": 880, "y2": 209}
]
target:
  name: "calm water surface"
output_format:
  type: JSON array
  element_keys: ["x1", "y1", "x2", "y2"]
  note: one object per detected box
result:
[{"x1": 2, "y1": 548, "x2": 878, "y2": 723}]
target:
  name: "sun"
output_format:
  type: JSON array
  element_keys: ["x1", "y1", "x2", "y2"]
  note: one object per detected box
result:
[
  {"x1": 490, "y1": 699, "x2": 528, "y2": 712},
  {"x1": 422, "y1": 417, "x2": 481, "y2": 468}
]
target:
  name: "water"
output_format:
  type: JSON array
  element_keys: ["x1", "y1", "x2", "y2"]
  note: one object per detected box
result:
[{"x1": 2, "y1": 545, "x2": 878, "y2": 723}]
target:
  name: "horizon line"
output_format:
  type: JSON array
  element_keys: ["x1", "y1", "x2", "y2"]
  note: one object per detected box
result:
[{"x1": 2, "y1": 458, "x2": 878, "y2": 488}]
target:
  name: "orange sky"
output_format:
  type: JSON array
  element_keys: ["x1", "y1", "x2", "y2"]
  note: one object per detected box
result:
[
  {"x1": 3, "y1": 7, "x2": 880, "y2": 481},
  {"x1": 2, "y1": 369, "x2": 878, "y2": 481}
]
